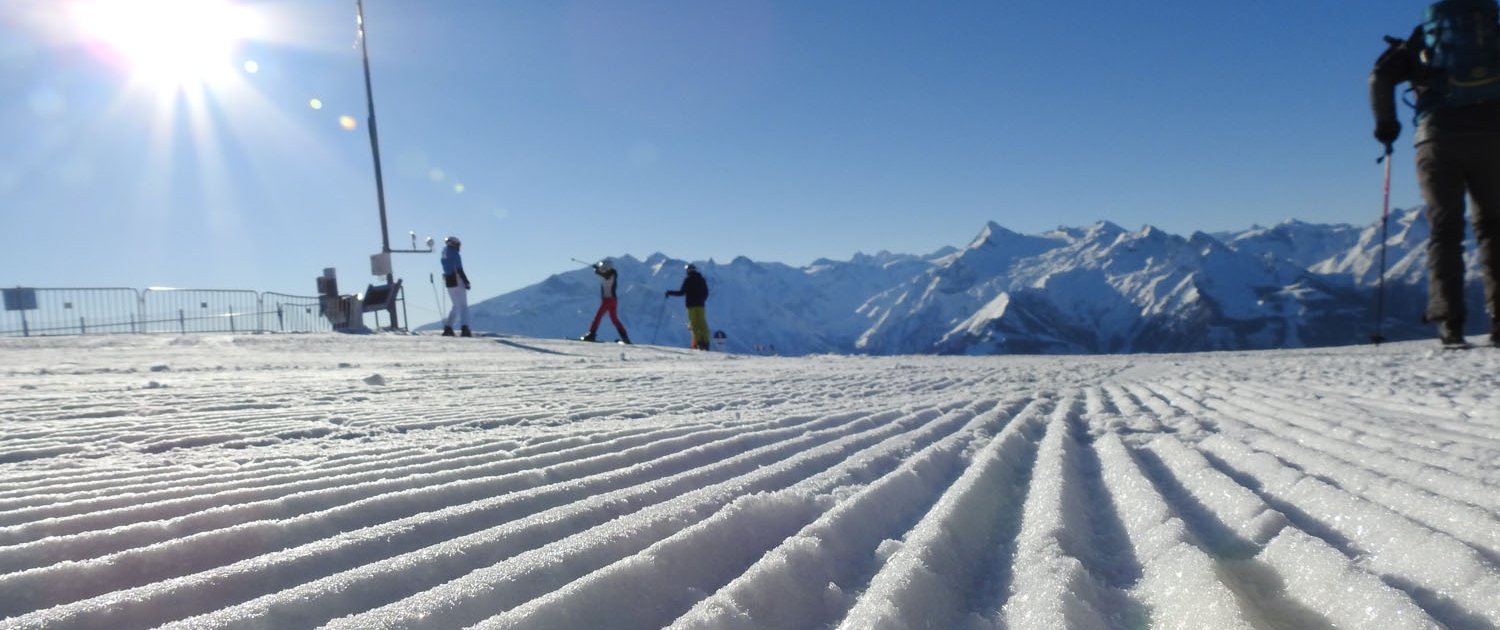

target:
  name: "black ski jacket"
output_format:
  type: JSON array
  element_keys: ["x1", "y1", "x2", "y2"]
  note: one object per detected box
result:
[{"x1": 667, "y1": 271, "x2": 709, "y2": 307}]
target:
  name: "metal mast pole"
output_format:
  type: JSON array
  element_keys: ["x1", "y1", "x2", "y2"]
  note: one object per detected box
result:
[{"x1": 355, "y1": 0, "x2": 397, "y2": 329}]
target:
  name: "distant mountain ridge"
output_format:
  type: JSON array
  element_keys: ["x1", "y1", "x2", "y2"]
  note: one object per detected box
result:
[{"x1": 432, "y1": 207, "x2": 1487, "y2": 355}]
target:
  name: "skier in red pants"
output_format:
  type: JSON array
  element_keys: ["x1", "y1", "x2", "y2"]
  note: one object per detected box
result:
[{"x1": 582, "y1": 259, "x2": 630, "y2": 344}]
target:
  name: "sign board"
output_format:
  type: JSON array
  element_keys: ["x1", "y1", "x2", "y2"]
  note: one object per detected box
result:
[
  {"x1": 370, "y1": 252, "x2": 392, "y2": 276},
  {"x1": 2, "y1": 288, "x2": 37, "y2": 311}
]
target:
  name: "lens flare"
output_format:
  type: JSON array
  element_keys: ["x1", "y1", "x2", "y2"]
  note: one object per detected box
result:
[
  {"x1": 68, "y1": 0, "x2": 261, "y2": 92},
  {"x1": 339, "y1": 115, "x2": 357, "y2": 130}
]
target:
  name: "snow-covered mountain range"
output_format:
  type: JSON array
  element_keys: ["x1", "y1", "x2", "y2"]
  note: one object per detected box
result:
[{"x1": 435, "y1": 207, "x2": 1488, "y2": 355}]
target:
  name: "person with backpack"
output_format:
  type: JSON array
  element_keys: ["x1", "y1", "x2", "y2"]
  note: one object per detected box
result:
[
  {"x1": 665, "y1": 263, "x2": 711, "y2": 350},
  {"x1": 440, "y1": 236, "x2": 471, "y2": 337},
  {"x1": 583, "y1": 259, "x2": 630, "y2": 344},
  {"x1": 1371, "y1": 0, "x2": 1500, "y2": 348}
]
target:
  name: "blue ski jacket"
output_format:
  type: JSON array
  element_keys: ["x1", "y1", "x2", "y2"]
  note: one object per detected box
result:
[{"x1": 441, "y1": 245, "x2": 470, "y2": 288}]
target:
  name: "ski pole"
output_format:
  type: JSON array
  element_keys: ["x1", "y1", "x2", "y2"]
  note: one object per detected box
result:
[
  {"x1": 651, "y1": 295, "x2": 668, "y2": 345},
  {"x1": 570, "y1": 257, "x2": 595, "y2": 268},
  {"x1": 1372, "y1": 146, "x2": 1393, "y2": 345}
]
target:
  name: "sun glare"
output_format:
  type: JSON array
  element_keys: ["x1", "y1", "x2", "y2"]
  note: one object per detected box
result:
[{"x1": 69, "y1": 0, "x2": 259, "y2": 92}]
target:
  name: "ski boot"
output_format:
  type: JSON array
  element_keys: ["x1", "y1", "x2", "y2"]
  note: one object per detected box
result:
[
  {"x1": 1439, "y1": 320, "x2": 1471, "y2": 350},
  {"x1": 581, "y1": 331, "x2": 597, "y2": 342},
  {"x1": 441, "y1": 326, "x2": 455, "y2": 337},
  {"x1": 460, "y1": 326, "x2": 472, "y2": 338},
  {"x1": 617, "y1": 330, "x2": 631, "y2": 345}
]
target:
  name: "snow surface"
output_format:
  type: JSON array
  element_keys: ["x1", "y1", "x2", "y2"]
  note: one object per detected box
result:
[{"x1": 1, "y1": 333, "x2": 1498, "y2": 630}]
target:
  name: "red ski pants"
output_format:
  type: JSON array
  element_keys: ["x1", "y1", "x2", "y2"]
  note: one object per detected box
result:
[{"x1": 590, "y1": 298, "x2": 625, "y2": 333}]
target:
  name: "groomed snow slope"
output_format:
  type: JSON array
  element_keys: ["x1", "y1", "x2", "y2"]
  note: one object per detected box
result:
[{"x1": 1, "y1": 334, "x2": 1497, "y2": 630}]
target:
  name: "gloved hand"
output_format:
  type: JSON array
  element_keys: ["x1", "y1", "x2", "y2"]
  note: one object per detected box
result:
[
  {"x1": 663, "y1": 290, "x2": 671, "y2": 298},
  {"x1": 1374, "y1": 119, "x2": 1400, "y2": 147},
  {"x1": 464, "y1": 282, "x2": 471, "y2": 290}
]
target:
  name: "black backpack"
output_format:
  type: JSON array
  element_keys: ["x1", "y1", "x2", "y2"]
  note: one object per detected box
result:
[{"x1": 1416, "y1": 0, "x2": 1500, "y2": 113}]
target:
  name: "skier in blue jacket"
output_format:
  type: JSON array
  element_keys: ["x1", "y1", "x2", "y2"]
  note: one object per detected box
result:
[{"x1": 440, "y1": 236, "x2": 471, "y2": 337}]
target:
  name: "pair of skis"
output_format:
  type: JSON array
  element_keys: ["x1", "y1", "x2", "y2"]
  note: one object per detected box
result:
[{"x1": 574, "y1": 336, "x2": 630, "y2": 345}]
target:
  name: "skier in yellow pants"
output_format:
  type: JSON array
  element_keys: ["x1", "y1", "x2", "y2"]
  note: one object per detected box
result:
[{"x1": 665, "y1": 263, "x2": 711, "y2": 350}]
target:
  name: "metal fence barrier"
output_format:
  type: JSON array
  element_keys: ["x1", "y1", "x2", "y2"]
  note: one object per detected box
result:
[
  {"x1": 1, "y1": 287, "x2": 342, "y2": 337},
  {"x1": 263, "y1": 292, "x2": 331, "y2": 333}
]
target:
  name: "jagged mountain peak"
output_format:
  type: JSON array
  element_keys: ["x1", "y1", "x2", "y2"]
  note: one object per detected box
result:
[
  {"x1": 966, "y1": 221, "x2": 1026, "y2": 249},
  {"x1": 1389, "y1": 206, "x2": 1426, "y2": 233},
  {"x1": 1037, "y1": 220, "x2": 1124, "y2": 246},
  {"x1": 1232, "y1": 217, "x2": 1351, "y2": 243},
  {"x1": 1087, "y1": 220, "x2": 1126, "y2": 238},
  {"x1": 1129, "y1": 224, "x2": 1177, "y2": 242},
  {"x1": 1188, "y1": 231, "x2": 1232, "y2": 254},
  {"x1": 830, "y1": 250, "x2": 922, "y2": 268},
  {"x1": 932, "y1": 226, "x2": 1065, "y2": 280},
  {"x1": 924, "y1": 246, "x2": 960, "y2": 261}
]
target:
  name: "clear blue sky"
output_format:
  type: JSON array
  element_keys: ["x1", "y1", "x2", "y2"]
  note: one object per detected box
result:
[{"x1": 0, "y1": 1, "x2": 1435, "y2": 324}]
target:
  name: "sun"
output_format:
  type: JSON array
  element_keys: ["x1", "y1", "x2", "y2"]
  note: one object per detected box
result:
[{"x1": 68, "y1": 0, "x2": 260, "y2": 92}]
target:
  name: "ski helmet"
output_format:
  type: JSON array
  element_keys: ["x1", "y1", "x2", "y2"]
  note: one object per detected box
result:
[
  {"x1": 685, "y1": 263, "x2": 697, "y2": 272},
  {"x1": 445, "y1": 236, "x2": 461, "y2": 247},
  {"x1": 596, "y1": 259, "x2": 613, "y2": 271}
]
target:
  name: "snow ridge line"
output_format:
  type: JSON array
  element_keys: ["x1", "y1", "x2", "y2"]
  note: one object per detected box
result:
[
  {"x1": 836, "y1": 396, "x2": 1053, "y2": 630},
  {"x1": 1196, "y1": 383, "x2": 1500, "y2": 514},
  {"x1": 1200, "y1": 435, "x2": 1500, "y2": 629},
  {"x1": 1230, "y1": 380, "x2": 1500, "y2": 459},
  {"x1": 664, "y1": 397, "x2": 1027, "y2": 630},
  {"x1": 0, "y1": 406, "x2": 922, "y2": 621},
  {"x1": 1298, "y1": 380, "x2": 1499, "y2": 430},
  {"x1": 0, "y1": 412, "x2": 798, "y2": 551},
  {"x1": 300, "y1": 401, "x2": 1002, "y2": 630},
  {"x1": 3, "y1": 401, "x2": 925, "y2": 629},
  {"x1": 999, "y1": 398, "x2": 1139, "y2": 629},
  {"x1": 1092, "y1": 432, "x2": 1261, "y2": 629},
  {"x1": 1128, "y1": 425, "x2": 1442, "y2": 629},
  {"x1": 0, "y1": 462, "x2": 312, "y2": 506},
  {"x1": 3, "y1": 337, "x2": 1498, "y2": 629},
  {"x1": 0, "y1": 421, "x2": 756, "y2": 573},
  {"x1": 1237, "y1": 427, "x2": 1500, "y2": 563},
  {"x1": 0, "y1": 425, "x2": 673, "y2": 526},
  {"x1": 491, "y1": 399, "x2": 1025, "y2": 630},
  {"x1": 1155, "y1": 380, "x2": 1500, "y2": 560}
]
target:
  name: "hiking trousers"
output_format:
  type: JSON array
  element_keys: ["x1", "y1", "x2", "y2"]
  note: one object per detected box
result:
[
  {"x1": 687, "y1": 306, "x2": 710, "y2": 349},
  {"x1": 1415, "y1": 135, "x2": 1500, "y2": 330}
]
